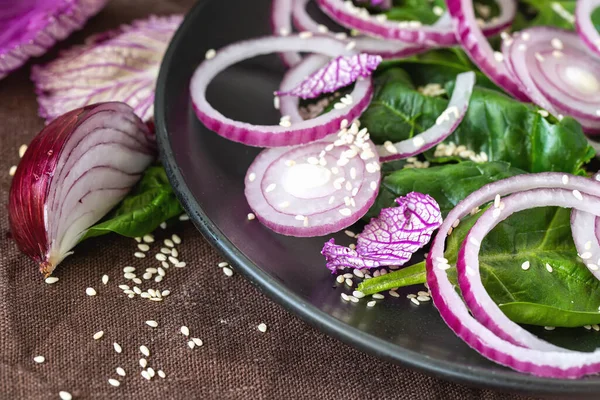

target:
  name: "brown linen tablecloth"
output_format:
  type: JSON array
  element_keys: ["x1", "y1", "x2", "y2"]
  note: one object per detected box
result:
[{"x1": 0, "y1": 1, "x2": 542, "y2": 399}]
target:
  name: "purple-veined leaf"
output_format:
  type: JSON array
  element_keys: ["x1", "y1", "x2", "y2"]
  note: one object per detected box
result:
[
  {"x1": 321, "y1": 192, "x2": 442, "y2": 272},
  {"x1": 31, "y1": 14, "x2": 183, "y2": 123},
  {"x1": 276, "y1": 53, "x2": 382, "y2": 99},
  {"x1": 0, "y1": 0, "x2": 107, "y2": 80}
]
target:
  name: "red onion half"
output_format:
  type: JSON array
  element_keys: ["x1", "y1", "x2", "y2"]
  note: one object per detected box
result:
[
  {"x1": 427, "y1": 173, "x2": 600, "y2": 378},
  {"x1": 190, "y1": 35, "x2": 374, "y2": 147},
  {"x1": 376, "y1": 71, "x2": 475, "y2": 162},
  {"x1": 245, "y1": 122, "x2": 380, "y2": 237},
  {"x1": 576, "y1": 0, "x2": 600, "y2": 58},
  {"x1": 9, "y1": 102, "x2": 155, "y2": 276}
]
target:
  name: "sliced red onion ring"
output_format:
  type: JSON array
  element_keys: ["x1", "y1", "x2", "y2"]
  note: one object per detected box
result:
[
  {"x1": 376, "y1": 71, "x2": 474, "y2": 161},
  {"x1": 571, "y1": 173, "x2": 600, "y2": 281},
  {"x1": 292, "y1": 0, "x2": 428, "y2": 59},
  {"x1": 271, "y1": 0, "x2": 303, "y2": 66},
  {"x1": 245, "y1": 123, "x2": 380, "y2": 237},
  {"x1": 190, "y1": 35, "x2": 374, "y2": 147},
  {"x1": 427, "y1": 173, "x2": 600, "y2": 377},
  {"x1": 576, "y1": 0, "x2": 600, "y2": 58},
  {"x1": 317, "y1": 0, "x2": 516, "y2": 46},
  {"x1": 447, "y1": 0, "x2": 529, "y2": 100},
  {"x1": 0, "y1": 0, "x2": 107, "y2": 80}
]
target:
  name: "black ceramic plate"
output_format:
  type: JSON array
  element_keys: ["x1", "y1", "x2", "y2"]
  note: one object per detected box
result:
[{"x1": 155, "y1": 0, "x2": 600, "y2": 396}]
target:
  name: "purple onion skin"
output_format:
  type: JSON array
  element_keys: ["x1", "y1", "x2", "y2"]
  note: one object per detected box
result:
[{"x1": 8, "y1": 102, "x2": 154, "y2": 277}]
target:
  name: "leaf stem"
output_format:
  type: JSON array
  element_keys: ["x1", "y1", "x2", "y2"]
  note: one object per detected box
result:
[{"x1": 357, "y1": 261, "x2": 427, "y2": 295}]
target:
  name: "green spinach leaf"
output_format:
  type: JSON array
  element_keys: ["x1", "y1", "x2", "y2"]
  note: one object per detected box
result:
[
  {"x1": 81, "y1": 166, "x2": 183, "y2": 240},
  {"x1": 367, "y1": 161, "x2": 524, "y2": 218}
]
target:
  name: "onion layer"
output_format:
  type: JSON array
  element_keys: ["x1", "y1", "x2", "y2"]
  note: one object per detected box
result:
[
  {"x1": 427, "y1": 173, "x2": 600, "y2": 378},
  {"x1": 190, "y1": 35, "x2": 374, "y2": 147},
  {"x1": 576, "y1": 0, "x2": 600, "y2": 58},
  {"x1": 8, "y1": 102, "x2": 155, "y2": 276},
  {"x1": 245, "y1": 122, "x2": 380, "y2": 237},
  {"x1": 376, "y1": 71, "x2": 475, "y2": 162},
  {"x1": 271, "y1": 0, "x2": 303, "y2": 66}
]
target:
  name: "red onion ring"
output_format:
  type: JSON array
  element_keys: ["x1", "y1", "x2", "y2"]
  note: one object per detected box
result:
[
  {"x1": 271, "y1": 0, "x2": 303, "y2": 66},
  {"x1": 447, "y1": 0, "x2": 529, "y2": 100},
  {"x1": 292, "y1": 0, "x2": 428, "y2": 59},
  {"x1": 317, "y1": 0, "x2": 517, "y2": 46},
  {"x1": 375, "y1": 71, "x2": 475, "y2": 161},
  {"x1": 576, "y1": 0, "x2": 600, "y2": 58},
  {"x1": 427, "y1": 173, "x2": 600, "y2": 377},
  {"x1": 245, "y1": 125, "x2": 381, "y2": 236},
  {"x1": 190, "y1": 35, "x2": 374, "y2": 147}
]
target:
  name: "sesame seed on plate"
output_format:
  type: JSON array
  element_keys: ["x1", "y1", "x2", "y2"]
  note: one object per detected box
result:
[
  {"x1": 113, "y1": 342, "x2": 122, "y2": 353},
  {"x1": 584, "y1": 325, "x2": 592, "y2": 330},
  {"x1": 353, "y1": 269, "x2": 364, "y2": 278},
  {"x1": 544, "y1": 326, "x2": 555, "y2": 331},
  {"x1": 389, "y1": 290, "x2": 400, "y2": 298},
  {"x1": 158, "y1": 370, "x2": 166, "y2": 378},
  {"x1": 141, "y1": 370, "x2": 151, "y2": 380},
  {"x1": 33, "y1": 356, "x2": 45, "y2": 363},
  {"x1": 9, "y1": 165, "x2": 16, "y2": 176},
  {"x1": 160, "y1": 222, "x2": 167, "y2": 229},
  {"x1": 18, "y1": 144, "x2": 27, "y2": 158},
  {"x1": 45, "y1": 277, "x2": 59, "y2": 284},
  {"x1": 218, "y1": 262, "x2": 228, "y2": 268},
  {"x1": 123, "y1": 266, "x2": 135, "y2": 273},
  {"x1": 143, "y1": 234, "x2": 154, "y2": 243},
  {"x1": 124, "y1": 273, "x2": 136, "y2": 280},
  {"x1": 93, "y1": 331, "x2": 104, "y2": 340},
  {"x1": 340, "y1": 293, "x2": 350, "y2": 302},
  {"x1": 147, "y1": 367, "x2": 155, "y2": 378},
  {"x1": 161, "y1": 290, "x2": 171, "y2": 297},
  {"x1": 179, "y1": 214, "x2": 189, "y2": 221},
  {"x1": 86, "y1": 287, "x2": 97, "y2": 296},
  {"x1": 594, "y1": 324, "x2": 600, "y2": 331},
  {"x1": 160, "y1": 247, "x2": 171, "y2": 254},
  {"x1": 247, "y1": 213, "x2": 256, "y2": 220},
  {"x1": 139, "y1": 358, "x2": 147, "y2": 368},
  {"x1": 116, "y1": 367, "x2": 126, "y2": 377},
  {"x1": 417, "y1": 295, "x2": 430, "y2": 302},
  {"x1": 155, "y1": 254, "x2": 167, "y2": 261},
  {"x1": 118, "y1": 285, "x2": 130, "y2": 290},
  {"x1": 188, "y1": 341, "x2": 196, "y2": 349},
  {"x1": 223, "y1": 267, "x2": 234, "y2": 277},
  {"x1": 101, "y1": 275, "x2": 109, "y2": 285},
  {"x1": 410, "y1": 297, "x2": 420, "y2": 305},
  {"x1": 134, "y1": 252, "x2": 146, "y2": 258},
  {"x1": 336, "y1": 275, "x2": 344, "y2": 284},
  {"x1": 345, "y1": 278, "x2": 353, "y2": 287},
  {"x1": 353, "y1": 291, "x2": 365, "y2": 299},
  {"x1": 372, "y1": 293, "x2": 384, "y2": 300},
  {"x1": 164, "y1": 239, "x2": 174, "y2": 248},
  {"x1": 59, "y1": 391, "x2": 72, "y2": 400},
  {"x1": 146, "y1": 320, "x2": 158, "y2": 328},
  {"x1": 205, "y1": 49, "x2": 216, "y2": 59},
  {"x1": 367, "y1": 301, "x2": 376, "y2": 307},
  {"x1": 181, "y1": 326, "x2": 190, "y2": 336}
]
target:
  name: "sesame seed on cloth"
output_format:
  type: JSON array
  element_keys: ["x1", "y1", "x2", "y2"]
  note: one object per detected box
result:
[{"x1": 0, "y1": 1, "x2": 539, "y2": 400}]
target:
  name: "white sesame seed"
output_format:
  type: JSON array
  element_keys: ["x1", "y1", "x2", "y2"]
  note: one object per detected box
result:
[
  {"x1": 494, "y1": 194, "x2": 501, "y2": 208},
  {"x1": 366, "y1": 300, "x2": 376, "y2": 307},
  {"x1": 160, "y1": 247, "x2": 171, "y2": 254},
  {"x1": 59, "y1": 391, "x2": 72, "y2": 400},
  {"x1": 188, "y1": 341, "x2": 196, "y2": 349},
  {"x1": 33, "y1": 355, "x2": 45, "y2": 363},
  {"x1": 417, "y1": 295, "x2": 430, "y2": 302},
  {"x1": 372, "y1": 293, "x2": 384, "y2": 300},
  {"x1": 562, "y1": 175, "x2": 569, "y2": 185},
  {"x1": 205, "y1": 49, "x2": 216, "y2": 59},
  {"x1": 176, "y1": 261, "x2": 186, "y2": 268},
  {"x1": 118, "y1": 284, "x2": 130, "y2": 290},
  {"x1": 410, "y1": 297, "x2": 420, "y2": 305},
  {"x1": 18, "y1": 144, "x2": 27, "y2": 158},
  {"x1": 265, "y1": 183, "x2": 276, "y2": 193},
  {"x1": 113, "y1": 342, "x2": 122, "y2": 353},
  {"x1": 585, "y1": 325, "x2": 592, "y2": 330},
  {"x1": 158, "y1": 370, "x2": 166, "y2": 378},
  {"x1": 348, "y1": 295, "x2": 359, "y2": 303},
  {"x1": 341, "y1": 293, "x2": 350, "y2": 302},
  {"x1": 585, "y1": 241, "x2": 592, "y2": 250},
  {"x1": 594, "y1": 324, "x2": 600, "y2": 331},
  {"x1": 521, "y1": 261, "x2": 530, "y2": 270},
  {"x1": 161, "y1": 290, "x2": 171, "y2": 297},
  {"x1": 9, "y1": 165, "x2": 17, "y2": 176},
  {"x1": 581, "y1": 252, "x2": 593, "y2": 259},
  {"x1": 147, "y1": 367, "x2": 155, "y2": 378},
  {"x1": 179, "y1": 214, "x2": 189, "y2": 221},
  {"x1": 137, "y1": 243, "x2": 150, "y2": 252},
  {"x1": 353, "y1": 269, "x2": 364, "y2": 278},
  {"x1": 353, "y1": 291, "x2": 365, "y2": 299},
  {"x1": 134, "y1": 252, "x2": 146, "y2": 258},
  {"x1": 389, "y1": 290, "x2": 400, "y2": 298},
  {"x1": 160, "y1": 222, "x2": 168, "y2": 229},
  {"x1": 573, "y1": 190, "x2": 583, "y2": 201},
  {"x1": 123, "y1": 266, "x2": 135, "y2": 273},
  {"x1": 143, "y1": 234, "x2": 154, "y2": 243},
  {"x1": 336, "y1": 275, "x2": 345, "y2": 284},
  {"x1": 546, "y1": 263, "x2": 553, "y2": 273},
  {"x1": 181, "y1": 326, "x2": 190, "y2": 336},
  {"x1": 588, "y1": 264, "x2": 599, "y2": 271},
  {"x1": 140, "y1": 345, "x2": 150, "y2": 357},
  {"x1": 116, "y1": 367, "x2": 126, "y2": 377},
  {"x1": 223, "y1": 267, "x2": 234, "y2": 277},
  {"x1": 157, "y1": 267, "x2": 166, "y2": 277},
  {"x1": 146, "y1": 320, "x2": 158, "y2": 328},
  {"x1": 544, "y1": 326, "x2": 556, "y2": 331},
  {"x1": 86, "y1": 287, "x2": 97, "y2": 296},
  {"x1": 163, "y1": 239, "x2": 174, "y2": 248},
  {"x1": 493, "y1": 51, "x2": 504, "y2": 62},
  {"x1": 124, "y1": 272, "x2": 136, "y2": 280},
  {"x1": 45, "y1": 277, "x2": 59, "y2": 284},
  {"x1": 339, "y1": 208, "x2": 351, "y2": 216},
  {"x1": 141, "y1": 370, "x2": 151, "y2": 380},
  {"x1": 190, "y1": 337, "x2": 203, "y2": 347},
  {"x1": 156, "y1": 254, "x2": 167, "y2": 261},
  {"x1": 93, "y1": 331, "x2": 104, "y2": 340},
  {"x1": 551, "y1": 38, "x2": 563, "y2": 50},
  {"x1": 345, "y1": 278, "x2": 353, "y2": 287},
  {"x1": 139, "y1": 358, "x2": 148, "y2": 368},
  {"x1": 537, "y1": 109, "x2": 549, "y2": 117}
]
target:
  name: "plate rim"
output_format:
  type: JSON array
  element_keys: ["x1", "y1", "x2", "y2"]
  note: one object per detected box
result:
[{"x1": 154, "y1": 0, "x2": 600, "y2": 394}]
